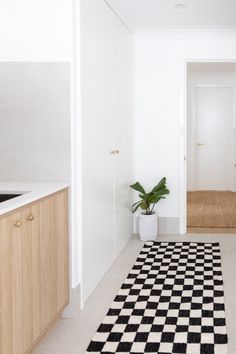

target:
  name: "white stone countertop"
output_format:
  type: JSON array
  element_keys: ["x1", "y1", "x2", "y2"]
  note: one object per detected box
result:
[{"x1": 0, "y1": 182, "x2": 69, "y2": 216}]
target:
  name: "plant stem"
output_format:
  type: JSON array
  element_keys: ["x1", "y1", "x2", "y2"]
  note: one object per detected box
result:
[{"x1": 151, "y1": 203, "x2": 156, "y2": 214}]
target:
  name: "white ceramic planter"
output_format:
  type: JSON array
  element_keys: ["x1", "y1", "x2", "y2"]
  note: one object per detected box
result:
[{"x1": 139, "y1": 212, "x2": 158, "y2": 241}]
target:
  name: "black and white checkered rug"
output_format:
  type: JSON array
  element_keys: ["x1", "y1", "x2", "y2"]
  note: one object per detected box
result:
[{"x1": 86, "y1": 242, "x2": 228, "y2": 354}]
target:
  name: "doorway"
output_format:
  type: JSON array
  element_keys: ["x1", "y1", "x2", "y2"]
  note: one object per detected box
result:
[{"x1": 186, "y1": 62, "x2": 236, "y2": 233}]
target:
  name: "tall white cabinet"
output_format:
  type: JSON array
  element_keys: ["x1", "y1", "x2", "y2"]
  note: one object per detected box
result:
[{"x1": 81, "y1": 0, "x2": 133, "y2": 302}]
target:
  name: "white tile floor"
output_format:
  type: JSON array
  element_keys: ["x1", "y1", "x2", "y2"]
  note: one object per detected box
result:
[{"x1": 36, "y1": 234, "x2": 236, "y2": 354}]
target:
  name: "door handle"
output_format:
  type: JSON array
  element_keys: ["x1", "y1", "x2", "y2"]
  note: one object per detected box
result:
[
  {"x1": 27, "y1": 215, "x2": 34, "y2": 221},
  {"x1": 14, "y1": 220, "x2": 22, "y2": 228},
  {"x1": 197, "y1": 143, "x2": 204, "y2": 146},
  {"x1": 111, "y1": 150, "x2": 120, "y2": 154}
]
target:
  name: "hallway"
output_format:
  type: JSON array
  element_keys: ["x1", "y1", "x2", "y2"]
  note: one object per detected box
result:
[{"x1": 36, "y1": 234, "x2": 236, "y2": 354}]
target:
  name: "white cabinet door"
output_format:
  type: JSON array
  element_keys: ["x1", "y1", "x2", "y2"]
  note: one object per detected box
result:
[
  {"x1": 81, "y1": 0, "x2": 116, "y2": 301},
  {"x1": 195, "y1": 86, "x2": 233, "y2": 190},
  {"x1": 113, "y1": 18, "x2": 133, "y2": 255},
  {"x1": 81, "y1": 0, "x2": 133, "y2": 302}
]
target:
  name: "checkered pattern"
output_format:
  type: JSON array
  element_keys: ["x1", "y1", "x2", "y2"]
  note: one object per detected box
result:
[{"x1": 86, "y1": 242, "x2": 228, "y2": 354}]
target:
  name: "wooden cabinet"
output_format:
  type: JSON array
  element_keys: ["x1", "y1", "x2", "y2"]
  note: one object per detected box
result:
[{"x1": 0, "y1": 189, "x2": 69, "y2": 354}]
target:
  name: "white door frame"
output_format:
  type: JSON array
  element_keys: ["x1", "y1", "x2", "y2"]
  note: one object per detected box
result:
[{"x1": 180, "y1": 57, "x2": 236, "y2": 234}]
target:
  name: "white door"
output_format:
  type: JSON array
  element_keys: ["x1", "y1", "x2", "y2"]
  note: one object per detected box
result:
[
  {"x1": 81, "y1": 1, "x2": 134, "y2": 302},
  {"x1": 113, "y1": 18, "x2": 133, "y2": 256},
  {"x1": 81, "y1": 2, "x2": 116, "y2": 301},
  {"x1": 195, "y1": 86, "x2": 233, "y2": 190}
]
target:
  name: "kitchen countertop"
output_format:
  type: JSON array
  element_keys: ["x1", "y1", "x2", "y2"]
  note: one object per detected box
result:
[{"x1": 0, "y1": 182, "x2": 69, "y2": 216}]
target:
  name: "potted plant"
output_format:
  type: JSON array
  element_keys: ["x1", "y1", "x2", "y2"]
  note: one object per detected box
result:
[{"x1": 130, "y1": 177, "x2": 169, "y2": 241}]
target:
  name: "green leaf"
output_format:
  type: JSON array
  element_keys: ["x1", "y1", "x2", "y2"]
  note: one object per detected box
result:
[
  {"x1": 140, "y1": 201, "x2": 148, "y2": 210},
  {"x1": 148, "y1": 194, "x2": 162, "y2": 204},
  {"x1": 151, "y1": 177, "x2": 167, "y2": 194},
  {"x1": 132, "y1": 200, "x2": 141, "y2": 208},
  {"x1": 130, "y1": 182, "x2": 146, "y2": 195},
  {"x1": 155, "y1": 188, "x2": 169, "y2": 197},
  {"x1": 132, "y1": 202, "x2": 142, "y2": 213}
]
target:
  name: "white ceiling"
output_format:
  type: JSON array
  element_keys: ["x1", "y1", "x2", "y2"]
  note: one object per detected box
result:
[{"x1": 105, "y1": 0, "x2": 236, "y2": 31}]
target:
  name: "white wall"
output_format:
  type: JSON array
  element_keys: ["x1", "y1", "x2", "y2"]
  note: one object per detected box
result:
[
  {"x1": 0, "y1": 62, "x2": 71, "y2": 182},
  {"x1": 187, "y1": 64, "x2": 236, "y2": 190},
  {"x1": 81, "y1": 0, "x2": 133, "y2": 302},
  {"x1": 0, "y1": 0, "x2": 73, "y2": 61},
  {"x1": 134, "y1": 31, "x2": 236, "y2": 232}
]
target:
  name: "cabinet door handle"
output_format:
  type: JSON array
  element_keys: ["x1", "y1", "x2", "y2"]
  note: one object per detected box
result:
[
  {"x1": 27, "y1": 215, "x2": 34, "y2": 221},
  {"x1": 14, "y1": 220, "x2": 22, "y2": 228}
]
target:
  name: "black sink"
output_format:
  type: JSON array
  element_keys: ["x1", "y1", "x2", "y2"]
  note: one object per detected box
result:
[{"x1": 0, "y1": 194, "x2": 22, "y2": 203}]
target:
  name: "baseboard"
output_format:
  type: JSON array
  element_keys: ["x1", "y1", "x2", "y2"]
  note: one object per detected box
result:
[
  {"x1": 158, "y1": 217, "x2": 179, "y2": 234},
  {"x1": 134, "y1": 216, "x2": 179, "y2": 235},
  {"x1": 63, "y1": 283, "x2": 81, "y2": 318}
]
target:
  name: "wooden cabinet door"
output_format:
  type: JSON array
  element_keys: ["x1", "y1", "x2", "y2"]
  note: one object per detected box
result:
[
  {"x1": 0, "y1": 206, "x2": 41, "y2": 354},
  {"x1": 0, "y1": 189, "x2": 69, "y2": 354},
  {"x1": 39, "y1": 189, "x2": 69, "y2": 329},
  {"x1": 39, "y1": 196, "x2": 58, "y2": 330},
  {"x1": 0, "y1": 211, "x2": 24, "y2": 354},
  {"x1": 30, "y1": 203, "x2": 41, "y2": 342},
  {"x1": 21, "y1": 204, "x2": 41, "y2": 352},
  {"x1": 54, "y1": 189, "x2": 69, "y2": 312}
]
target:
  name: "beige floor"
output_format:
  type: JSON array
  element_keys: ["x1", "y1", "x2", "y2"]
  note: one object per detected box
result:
[{"x1": 36, "y1": 234, "x2": 236, "y2": 354}]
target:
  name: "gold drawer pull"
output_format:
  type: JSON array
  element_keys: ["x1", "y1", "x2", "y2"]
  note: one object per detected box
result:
[
  {"x1": 27, "y1": 215, "x2": 34, "y2": 221},
  {"x1": 14, "y1": 220, "x2": 22, "y2": 228}
]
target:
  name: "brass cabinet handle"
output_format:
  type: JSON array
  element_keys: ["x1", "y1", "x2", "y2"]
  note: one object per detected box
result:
[
  {"x1": 14, "y1": 220, "x2": 22, "y2": 228},
  {"x1": 27, "y1": 215, "x2": 34, "y2": 221},
  {"x1": 111, "y1": 150, "x2": 120, "y2": 154}
]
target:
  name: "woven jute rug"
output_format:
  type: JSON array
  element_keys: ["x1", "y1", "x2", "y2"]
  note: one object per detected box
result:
[{"x1": 187, "y1": 191, "x2": 236, "y2": 228}]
